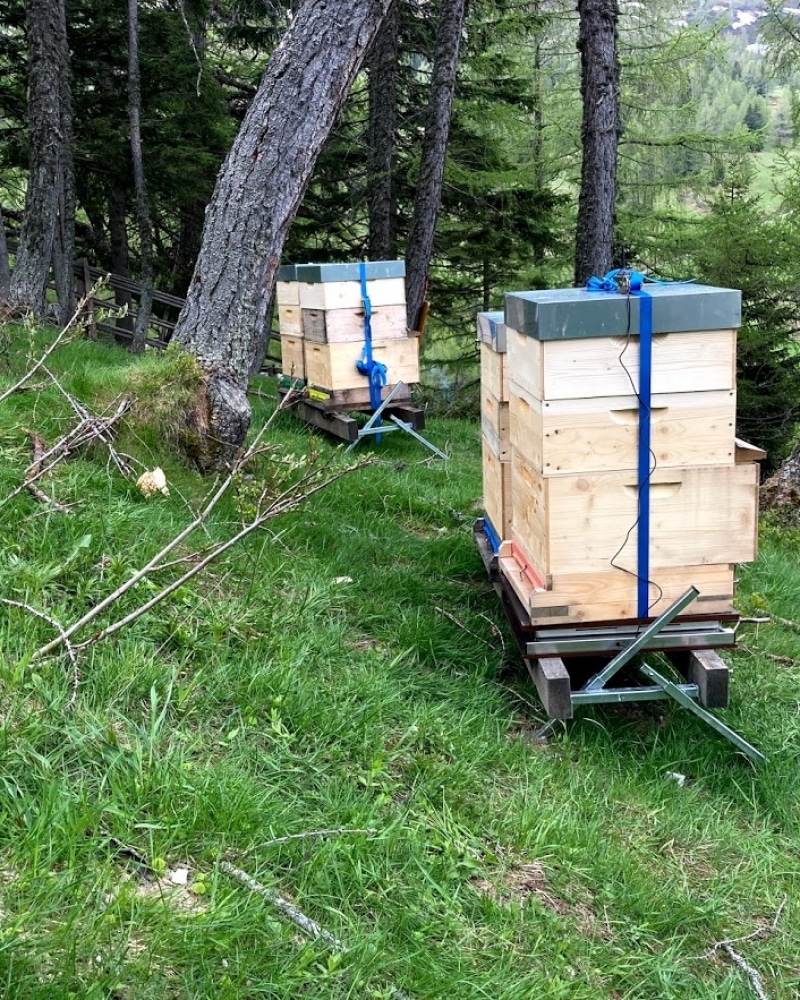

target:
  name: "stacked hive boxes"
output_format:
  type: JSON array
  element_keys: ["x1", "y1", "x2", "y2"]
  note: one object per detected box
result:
[
  {"x1": 481, "y1": 284, "x2": 760, "y2": 626},
  {"x1": 477, "y1": 311, "x2": 511, "y2": 539},
  {"x1": 277, "y1": 260, "x2": 420, "y2": 405}
]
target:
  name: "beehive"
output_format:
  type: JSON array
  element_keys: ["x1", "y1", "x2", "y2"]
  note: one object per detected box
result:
[
  {"x1": 277, "y1": 260, "x2": 419, "y2": 406},
  {"x1": 478, "y1": 311, "x2": 511, "y2": 537},
  {"x1": 482, "y1": 283, "x2": 760, "y2": 626}
]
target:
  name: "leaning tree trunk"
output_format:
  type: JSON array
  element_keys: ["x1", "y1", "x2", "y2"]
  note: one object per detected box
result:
[
  {"x1": 573, "y1": 0, "x2": 620, "y2": 287},
  {"x1": 53, "y1": 0, "x2": 75, "y2": 327},
  {"x1": 0, "y1": 206, "x2": 10, "y2": 298},
  {"x1": 405, "y1": 0, "x2": 467, "y2": 334},
  {"x1": 10, "y1": 0, "x2": 69, "y2": 318},
  {"x1": 367, "y1": 0, "x2": 399, "y2": 260},
  {"x1": 172, "y1": 0, "x2": 395, "y2": 470},
  {"x1": 128, "y1": 0, "x2": 154, "y2": 354}
]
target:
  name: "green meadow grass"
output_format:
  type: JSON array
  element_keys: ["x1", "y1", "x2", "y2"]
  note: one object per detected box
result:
[{"x1": 0, "y1": 329, "x2": 798, "y2": 998}]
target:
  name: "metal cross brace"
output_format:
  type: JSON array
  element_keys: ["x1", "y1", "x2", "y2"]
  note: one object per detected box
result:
[
  {"x1": 345, "y1": 382, "x2": 448, "y2": 460},
  {"x1": 534, "y1": 585, "x2": 766, "y2": 763},
  {"x1": 639, "y1": 662, "x2": 766, "y2": 764}
]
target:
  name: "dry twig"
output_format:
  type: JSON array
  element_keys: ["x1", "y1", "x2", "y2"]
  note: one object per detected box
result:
[
  {"x1": 220, "y1": 860, "x2": 344, "y2": 949},
  {"x1": 32, "y1": 390, "x2": 368, "y2": 660},
  {"x1": 24, "y1": 432, "x2": 72, "y2": 513},
  {"x1": 1, "y1": 598, "x2": 79, "y2": 707},
  {"x1": 705, "y1": 897, "x2": 787, "y2": 1000},
  {"x1": 241, "y1": 827, "x2": 378, "y2": 856},
  {"x1": 220, "y1": 859, "x2": 413, "y2": 1000},
  {"x1": 0, "y1": 294, "x2": 91, "y2": 409}
]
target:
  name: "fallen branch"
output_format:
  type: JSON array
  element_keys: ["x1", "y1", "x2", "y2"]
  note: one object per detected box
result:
[
  {"x1": 0, "y1": 293, "x2": 92, "y2": 409},
  {"x1": 720, "y1": 944, "x2": 769, "y2": 1000},
  {"x1": 220, "y1": 860, "x2": 345, "y2": 949},
  {"x1": 25, "y1": 432, "x2": 72, "y2": 513},
  {"x1": 705, "y1": 897, "x2": 787, "y2": 1000},
  {"x1": 32, "y1": 389, "x2": 368, "y2": 660},
  {"x1": 434, "y1": 606, "x2": 493, "y2": 647},
  {"x1": 1, "y1": 598, "x2": 79, "y2": 707},
  {"x1": 241, "y1": 826, "x2": 378, "y2": 856},
  {"x1": 770, "y1": 614, "x2": 800, "y2": 633},
  {"x1": 4, "y1": 399, "x2": 132, "y2": 515},
  {"x1": 738, "y1": 646, "x2": 800, "y2": 668},
  {"x1": 220, "y1": 859, "x2": 414, "y2": 1000}
]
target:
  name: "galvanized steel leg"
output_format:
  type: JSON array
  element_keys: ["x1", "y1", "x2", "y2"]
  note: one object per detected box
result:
[{"x1": 639, "y1": 662, "x2": 766, "y2": 765}]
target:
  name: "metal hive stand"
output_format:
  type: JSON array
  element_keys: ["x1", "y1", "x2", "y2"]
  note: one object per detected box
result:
[
  {"x1": 279, "y1": 381, "x2": 447, "y2": 459},
  {"x1": 474, "y1": 519, "x2": 764, "y2": 764}
]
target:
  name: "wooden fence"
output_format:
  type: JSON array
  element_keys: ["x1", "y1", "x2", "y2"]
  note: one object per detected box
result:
[{"x1": 73, "y1": 258, "x2": 281, "y2": 370}]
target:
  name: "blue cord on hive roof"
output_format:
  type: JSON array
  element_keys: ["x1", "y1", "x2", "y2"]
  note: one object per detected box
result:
[{"x1": 356, "y1": 261, "x2": 388, "y2": 415}]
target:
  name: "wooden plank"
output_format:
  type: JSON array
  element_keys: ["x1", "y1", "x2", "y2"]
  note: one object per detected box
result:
[
  {"x1": 388, "y1": 405, "x2": 425, "y2": 430},
  {"x1": 509, "y1": 383, "x2": 737, "y2": 475},
  {"x1": 511, "y1": 452, "x2": 758, "y2": 577},
  {"x1": 480, "y1": 342, "x2": 509, "y2": 402},
  {"x1": 302, "y1": 304, "x2": 408, "y2": 344},
  {"x1": 507, "y1": 327, "x2": 737, "y2": 401},
  {"x1": 481, "y1": 384, "x2": 510, "y2": 461},
  {"x1": 499, "y1": 546, "x2": 737, "y2": 626},
  {"x1": 298, "y1": 277, "x2": 406, "y2": 310},
  {"x1": 526, "y1": 657, "x2": 573, "y2": 719},
  {"x1": 283, "y1": 396, "x2": 359, "y2": 443},
  {"x1": 304, "y1": 337, "x2": 419, "y2": 392},
  {"x1": 280, "y1": 334, "x2": 305, "y2": 380},
  {"x1": 676, "y1": 648, "x2": 730, "y2": 708},
  {"x1": 306, "y1": 384, "x2": 413, "y2": 410},
  {"x1": 735, "y1": 438, "x2": 767, "y2": 464},
  {"x1": 276, "y1": 280, "x2": 300, "y2": 306},
  {"x1": 482, "y1": 434, "x2": 512, "y2": 540}
]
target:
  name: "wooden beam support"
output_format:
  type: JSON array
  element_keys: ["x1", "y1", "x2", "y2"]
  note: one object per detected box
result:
[
  {"x1": 285, "y1": 396, "x2": 359, "y2": 443},
  {"x1": 671, "y1": 647, "x2": 730, "y2": 708},
  {"x1": 526, "y1": 656, "x2": 573, "y2": 720},
  {"x1": 386, "y1": 405, "x2": 425, "y2": 430}
]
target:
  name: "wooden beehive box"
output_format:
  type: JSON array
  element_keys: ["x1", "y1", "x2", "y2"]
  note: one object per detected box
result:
[
  {"x1": 478, "y1": 311, "x2": 511, "y2": 538},
  {"x1": 487, "y1": 283, "x2": 760, "y2": 625},
  {"x1": 276, "y1": 260, "x2": 417, "y2": 407}
]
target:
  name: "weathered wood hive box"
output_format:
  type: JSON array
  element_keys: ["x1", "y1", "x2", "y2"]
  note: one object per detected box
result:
[
  {"x1": 477, "y1": 311, "x2": 511, "y2": 538},
  {"x1": 481, "y1": 283, "x2": 761, "y2": 626},
  {"x1": 277, "y1": 260, "x2": 420, "y2": 407}
]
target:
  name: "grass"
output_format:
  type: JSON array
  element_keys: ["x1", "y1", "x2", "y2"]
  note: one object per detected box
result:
[{"x1": 0, "y1": 327, "x2": 798, "y2": 998}]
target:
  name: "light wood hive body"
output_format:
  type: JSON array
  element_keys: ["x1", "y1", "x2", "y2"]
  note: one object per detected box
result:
[{"x1": 479, "y1": 286, "x2": 759, "y2": 627}]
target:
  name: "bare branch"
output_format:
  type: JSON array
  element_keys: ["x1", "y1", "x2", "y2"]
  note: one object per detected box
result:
[{"x1": 1, "y1": 598, "x2": 79, "y2": 706}]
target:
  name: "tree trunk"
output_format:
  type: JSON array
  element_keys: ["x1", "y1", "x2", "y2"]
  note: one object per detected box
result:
[
  {"x1": 573, "y1": 0, "x2": 620, "y2": 287},
  {"x1": 405, "y1": 0, "x2": 467, "y2": 334},
  {"x1": 172, "y1": 0, "x2": 395, "y2": 470},
  {"x1": 0, "y1": 205, "x2": 11, "y2": 298},
  {"x1": 367, "y1": 0, "x2": 399, "y2": 261},
  {"x1": 53, "y1": 0, "x2": 76, "y2": 327},
  {"x1": 128, "y1": 0, "x2": 154, "y2": 354},
  {"x1": 10, "y1": 0, "x2": 68, "y2": 317},
  {"x1": 108, "y1": 184, "x2": 135, "y2": 340}
]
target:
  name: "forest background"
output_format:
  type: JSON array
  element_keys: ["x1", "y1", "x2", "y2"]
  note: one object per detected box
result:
[{"x1": 2, "y1": 0, "x2": 800, "y2": 465}]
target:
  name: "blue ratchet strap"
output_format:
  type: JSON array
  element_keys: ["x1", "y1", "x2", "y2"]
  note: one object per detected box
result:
[
  {"x1": 635, "y1": 288, "x2": 653, "y2": 618},
  {"x1": 586, "y1": 269, "x2": 654, "y2": 617},
  {"x1": 355, "y1": 262, "x2": 388, "y2": 433},
  {"x1": 483, "y1": 513, "x2": 501, "y2": 555}
]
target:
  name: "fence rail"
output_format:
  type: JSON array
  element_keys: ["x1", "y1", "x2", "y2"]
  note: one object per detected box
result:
[{"x1": 4, "y1": 236, "x2": 281, "y2": 370}]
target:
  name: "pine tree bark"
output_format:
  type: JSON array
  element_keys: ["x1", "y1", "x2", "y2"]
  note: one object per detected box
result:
[
  {"x1": 367, "y1": 0, "x2": 399, "y2": 260},
  {"x1": 405, "y1": 0, "x2": 467, "y2": 333},
  {"x1": 10, "y1": 0, "x2": 71, "y2": 318},
  {"x1": 0, "y1": 206, "x2": 11, "y2": 298},
  {"x1": 108, "y1": 184, "x2": 135, "y2": 340},
  {"x1": 128, "y1": 0, "x2": 154, "y2": 354},
  {"x1": 172, "y1": 0, "x2": 395, "y2": 469},
  {"x1": 53, "y1": 0, "x2": 76, "y2": 327},
  {"x1": 573, "y1": 0, "x2": 621, "y2": 287}
]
